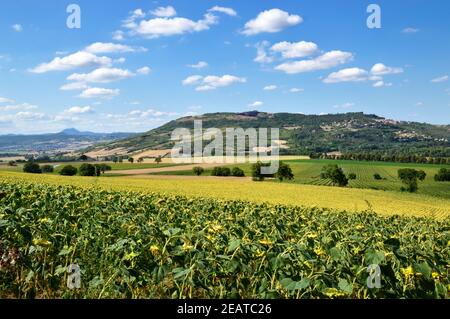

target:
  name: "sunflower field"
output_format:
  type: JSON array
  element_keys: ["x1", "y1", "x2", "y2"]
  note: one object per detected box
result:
[{"x1": 0, "y1": 179, "x2": 449, "y2": 299}]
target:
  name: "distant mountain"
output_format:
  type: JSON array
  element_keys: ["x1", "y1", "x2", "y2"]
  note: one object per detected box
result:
[
  {"x1": 0, "y1": 128, "x2": 137, "y2": 153},
  {"x1": 87, "y1": 111, "x2": 450, "y2": 157}
]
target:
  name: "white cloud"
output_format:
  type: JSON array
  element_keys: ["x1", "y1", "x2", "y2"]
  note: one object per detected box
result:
[
  {"x1": 323, "y1": 68, "x2": 369, "y2": 83},
  {"x1": 182, "y1": 75, "x2": 203, "y2": 86},
  {"x1": 373, "y1": 80, "x2": 392, "y2": 88},
  {"x1": 12, "y1": 24, "x2": 23, "y2": 32},
  {"x1": 151, "y1": 6, "x2": 177, "y2": 18},
  {"x1": 136, "y1": 66, "x2": 152, "y2": 75},
  {"x1": 402, "y1": 27, "x2": 419, "y2": 33},
  {"x1": 264, "y1": 85, "x2": 277, "y2": 91},
  {"x1": 190, "y1": 75, "x2": 247, "y2": 91},
  {"x1": 242, "y1": 9, "x2": 302, "y2": 35},
  {"x1": 79, "y1": 88, "x2": 120, "y2": 99},
  {"x1": 248, "y1": 101, "x2": 263, "y2": 108},
  {"x1": 65, "y1": 106, "x2": 93, "y2": 114},
  {"x1": 60, "y1": 82, "x2": 88, "y2": 91},
  {"x1": 290, "y1": 88, "x2": 304, "y2": 93},
  {"x1": 271, "y1": 41, "x2": 319, "y2": 59},
  {"x1": 431, "y1": 75, "x2": 448, "y2": 83},
  {"x1": 0, "y1": 103, "x2": 37, "y2": 111},
  {"x1": 15, "y1": 112, "x2": 45, "y2": 120},
  {"x1": 275, "y1": 50, "x2": 353, "y2": 74},
  {"x1": 188, "y1": 105, "x2": 202, "y2": 110},
  {"x1": 416, "y1": 102, "x2": 424, "y2": 107},
  {"x1": 187, "y1": 61, "x2": 208, "y2": 69},
  {"x1": 122, "y1": 9, "x2": 146, "y2": 29},
  {"x1": 333, "y1": 102, "x2": 354, "y2": 109},
  {"x1": 114, "y1": 57, "x2": 126, "y2": 64},
  {"x1": 113, "y1": 30, "x2": 125, "y2": 41},
  {"x1": 29, "y1": 51, "x2": 112, "y2": 73},
  {"x1": 208, "y1": 6, "x2": 237, "y2": 17},
  {"x1": 254, "y1": 41, "x2": 275, "y2": 64},
  {"x1": 67, "y1": 67, "x2": 135, "y2": 83},
  {"x1": 85, "y1": 42, "x2": 146, "y2": 54},
  {"x1": 127, "y1": 13, "x2": 218, "y2": 38},
  {"x1": 370, "y1": 63, "x2": 403, "y2": 75},
  {"x1": 0, "y1": 97, "x2": 14, "y2": 104}
]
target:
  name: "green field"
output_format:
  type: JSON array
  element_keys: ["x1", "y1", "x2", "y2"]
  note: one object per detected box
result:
[{"x1": 152, "y1": 159, "x2": 450, "y2": 199}]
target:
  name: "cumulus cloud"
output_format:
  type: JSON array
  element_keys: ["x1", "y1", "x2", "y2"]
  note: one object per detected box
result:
[
  {"x1": 60, "y1": 82, "x2": 89, "y2": 91},
  {"x1": 67, "y1": 68, "x2": 135, "y2": 83},
  {"x1": 275, "y1": 50, "x2": 353, "y2": 74},
  {"x1": 0, "y1": 97, "x2": 15, "y2": 104},
  {"x1": 151, "y1": 6, "x2": 177, "y2": 18},
  {"x1": 370, "y1": 63, "x2": 403, "y2": 76},
  {"x1": 254, "y1": 41, "x2": 275, "y2": 64},
  {"x1": 79, "y1": 88, "x2": 120, "y2": 99},
  {"x1": 15, "y1": 112, "x2": 45, "y2": 120},
  {"x1": 271, "y1": 41, "x2": 319, "y2": 59},
  {"x1": 85, "y1": 42, "x2": 147, "y2": 54},
  {"x1": 248, "y1": 101, "x2": 263, "y2": 108},
  {"x1": 12, "y1": 24, "x2": 23, "y2": 32},
  {"x1": 323, "y1": 68, "x2": 369, "y2": 83},
  {"x1": 290, "y1": 88, "x2": 304, "y2": 93},
  {"x1": 136, "y1": 66, "x2": 152, "y2": 75},
  {"x1": 126, "y1": 12, "x2": 218, "y2": 38},
  {"x1": 0, "y1": 103, "x2": 37, "y2": 111},
  {"x1": 402, "y1": 27, "x2": 419, "y2": 33},
  {"x1": 187, "y1": 61, "x2": 208, "y2": 69},
  {"x1": 242, "y1": 9, "x2": 302, "y2": 35},
  {"x1": 29, "y1": 51, "x2": 112, "y2": 73},
  {"x1": 431, "y1": 75, "x2": 448, "y2": 83},
  {"x1": 208, "y1": 6, "x2": 237, "y2": 17},
  {"x1": 264, "y1": 85, "x2": 277, "y2": 91},
  {"x1": 373, "y1": 80, "x2": 392, "y2": 88},
  {"x1": 65, "y1": 106, "x2": 94, "y2": 114},
  {"x1": 183, "y1": 74, "x2": 246, "y2": 91}
]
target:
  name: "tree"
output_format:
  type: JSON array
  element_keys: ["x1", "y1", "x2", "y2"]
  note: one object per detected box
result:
[
  {"x1": 112, "y1": 156, "x2": 118, "y2": 164},
  {"x1": 79, "y1": 163, "x2": 96, "y2": 176},
  {"x1": 231, "y1": 167, "x2": 245, "y2": 177},
  {"x1": 155, "y1": 156, "x2": 162, "y2": 164},
  {"x1": 41, "y1": 165, "x2": 54, "y2": 173},
  {"x1": 7, "y1": 161, "x2": 16, "y2": 167},
  {"x1": 118, "y1": 156, "x2": 123, "y2": 163},
  {"x1": 128, "y1": 157, "x2": 134, "y2": 164},
  {"x1": 398, "y1": 168, "x2": 426, "y2": 193},
  {"x1": 321, "y1": 164, "x2": 348, "y2": 187},
  {"x1": 348, "y1": 173, "x2": 357, "y2": 180},
  {"x1": 79, "y1": 155, "x2": 89, "y2": 161},
  {"x1": 435, "y1": 168, "x2": 450, "y2": 182},
  {"x1": 276, "y1": 162, "x2": 293, "y2": 181},
  {"x1": 137, "y1": 158, "x2": 144, "y2": 163},
  {"x1": 23, "y1": 162, "x2": 42, "y2": 174},
  {"x1": 193, "y1": 167, "x2": 204, "y2": 176},
  {"x1": 60, "y1": 165, "x2": 78, "y2": 176},
  {"x1": 251, "y1": 161, "x2": 274, "y2": 181}
]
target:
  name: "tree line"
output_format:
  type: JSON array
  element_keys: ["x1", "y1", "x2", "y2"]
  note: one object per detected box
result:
[{"x1": 310, "y1": 152, "x2": 450, "y2": 165}]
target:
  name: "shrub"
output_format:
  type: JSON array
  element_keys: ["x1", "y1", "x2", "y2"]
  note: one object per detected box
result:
[
  {"x1": 7, "y1": 161, "x2": 16, "y2": 167},
  {"x1": 59, "y1": 165, "x2": 78, "y2": 176},
  {"x1": 193, "y1": 167, "x2": 205, "y2": 176},
  {"x1": 211, "y1": 167, "x2": 231, "y2": 177},
  {"x1": 231, "y1": 167, "x2": 245, "y2": 177},
  {"x1": 23, "y1": 162, "x2": 42, "y2": 174},
  {"x1": 373, "y1": 173, "x2": 382, "y2": 180},
  {"x1": 79, "y1": 164, "x2": 96, "y2": 176},
  {"x1": 251, "y1": 161, "x2": 275, "y2": 181},
  {"x1": 348, "y1": 173, "x2": 357, "y2": 180},
  {"x1": 41, "y1": 165, "x2": 54, "y2": 173}
]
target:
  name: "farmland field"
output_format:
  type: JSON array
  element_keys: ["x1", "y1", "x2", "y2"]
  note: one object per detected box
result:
[
  {"x1": 150, "y1": 159, "x2": 450, "y2": 200},
  {"x1": 0, "y1": 178, "x2": 449, "y2": 299}
]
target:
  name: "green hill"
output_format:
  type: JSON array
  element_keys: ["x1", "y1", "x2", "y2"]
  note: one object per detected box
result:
[{"x1": 88, "y1": 112, "x2": 450, "y2": 157}]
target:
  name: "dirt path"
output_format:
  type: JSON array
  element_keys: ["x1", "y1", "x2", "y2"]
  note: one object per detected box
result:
[{"x1": 106, "y1": 163, "x2": 220, "y2": 175}]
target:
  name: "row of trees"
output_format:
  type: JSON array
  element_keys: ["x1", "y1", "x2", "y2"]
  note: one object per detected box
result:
[
  {"x1": 23, "y1": 162, "x2": 111, "y2": 176},
  {"x1": 310, "y1": 152, "x2": 450, "y2": 165}
]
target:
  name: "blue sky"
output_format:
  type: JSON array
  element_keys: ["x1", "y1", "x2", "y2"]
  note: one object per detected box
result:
[{"x1": 1, "y1": 0, "x2": 449, "y2": 134}]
